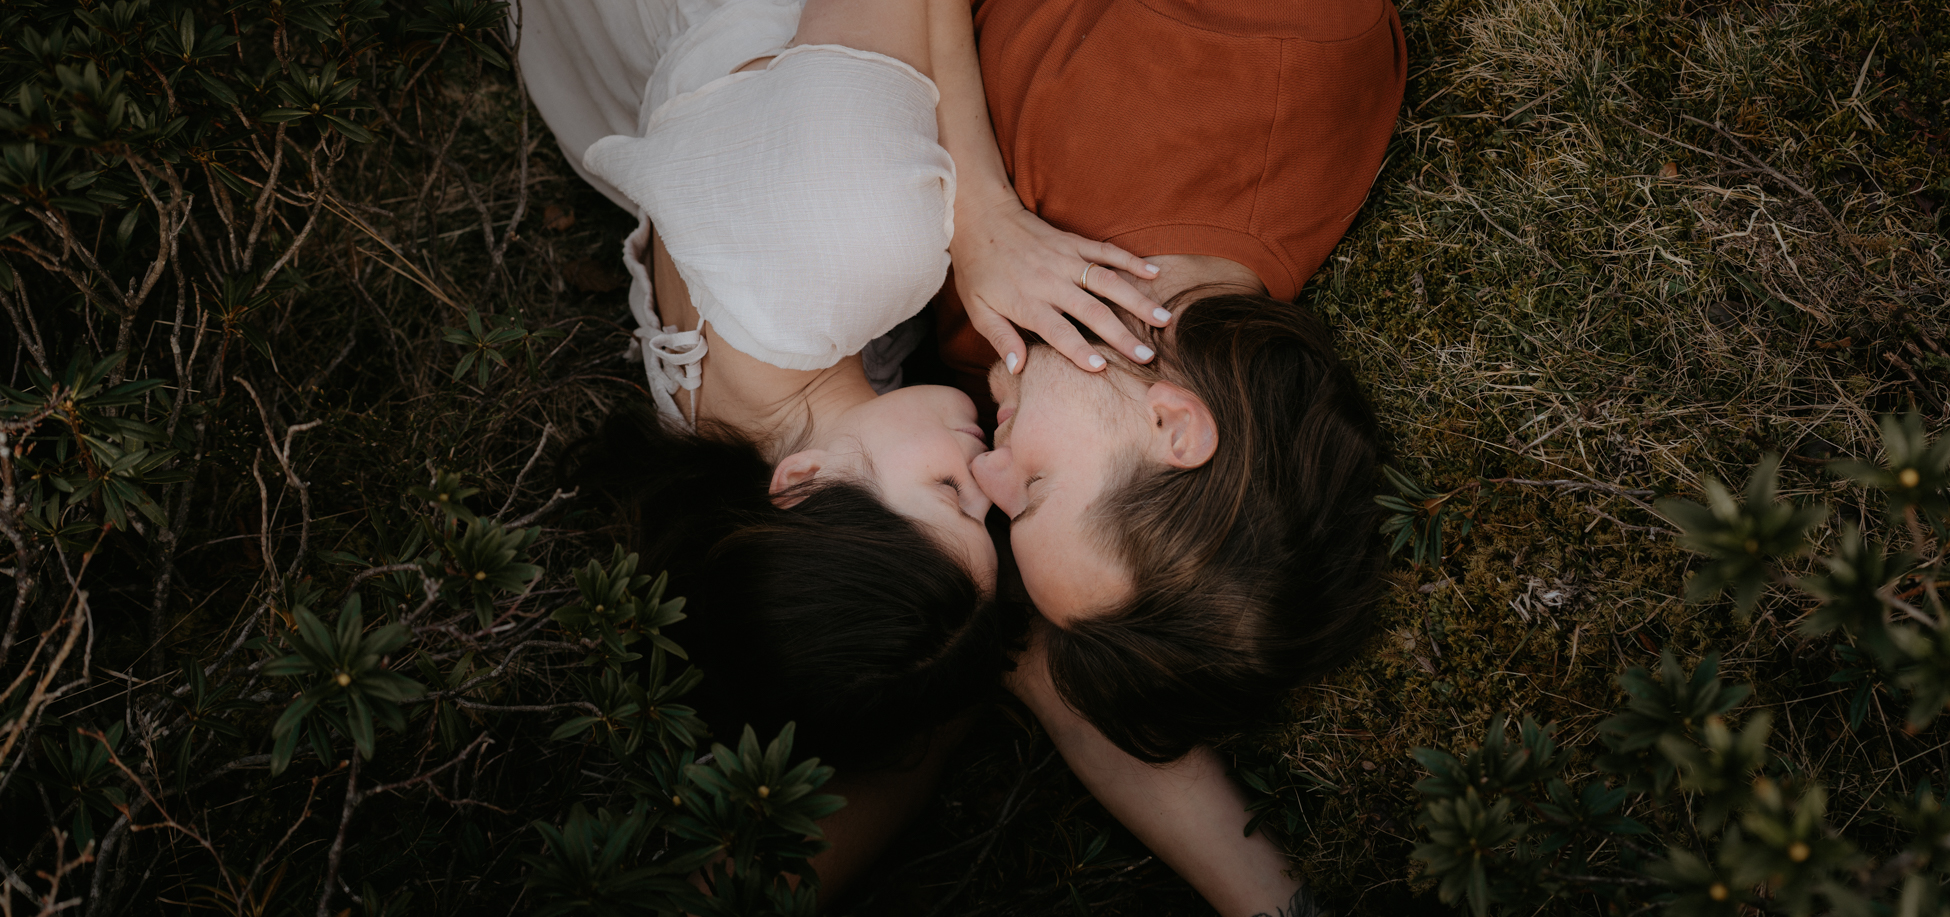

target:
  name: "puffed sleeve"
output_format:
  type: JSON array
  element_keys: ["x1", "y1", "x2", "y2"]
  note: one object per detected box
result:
[{"x1": 584, "y1": 45, "x2": 956, "y2": 371}]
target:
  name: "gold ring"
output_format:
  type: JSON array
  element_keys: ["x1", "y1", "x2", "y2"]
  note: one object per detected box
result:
[{"x1": 1079, "y1": 263, "x2": 1094, "y2": 288}]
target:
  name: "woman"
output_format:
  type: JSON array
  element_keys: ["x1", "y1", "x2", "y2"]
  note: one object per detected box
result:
[{"x1": 525, "y1": 0, "x2": 1012, "y2": 774}]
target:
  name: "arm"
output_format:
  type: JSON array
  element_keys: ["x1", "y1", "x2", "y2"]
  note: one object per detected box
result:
[
  {"x1": 924, "y1": 0, "x2": 1168, "y2": 373},
  {"x1": 791, "y1": 0, "x2": 933, "y2": 74},
  {"x1": 1008, "y1": 631, "x2": 1304, "y2": 917},
  {"x1": 804, "y1": 717, "x2": 972, "y2": 904}
]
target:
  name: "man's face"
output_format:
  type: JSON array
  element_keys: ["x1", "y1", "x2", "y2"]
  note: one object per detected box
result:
[{"x1": 970, "y1": 346, "x2": 1153, "y2": 624}]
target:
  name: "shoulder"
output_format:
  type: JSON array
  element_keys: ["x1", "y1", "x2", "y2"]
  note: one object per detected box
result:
[
  {"x1": 978, "y1": 0, "x2": 1392, "y2": 45},
  {"x1": 625, "y1": 50, "x2": 957, "y2": 367}
]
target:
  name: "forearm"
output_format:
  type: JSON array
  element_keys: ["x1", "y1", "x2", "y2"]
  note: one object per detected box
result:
[
  {"x1": 1009, "y1": 639, "x2": 1302, "y2": 917},
  {"x1": 926, "y1": 0, "x2": 1017, "y2": 214},
  {"x1": 806, "y1": 718, "x2": 972, "y2": 904}
]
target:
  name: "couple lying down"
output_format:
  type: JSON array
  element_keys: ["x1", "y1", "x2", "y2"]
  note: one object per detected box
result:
[{"x1": 521, "y1": 0, "x2": 1405, "y2": 911}]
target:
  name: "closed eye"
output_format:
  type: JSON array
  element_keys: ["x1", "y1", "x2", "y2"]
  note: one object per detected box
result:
[
  {"x1": 938, "y1": 475, "x2": 988, "y2": 523},
  {"x1": 1013, "y1": 474, "x2": 1048, "y2": 523}
]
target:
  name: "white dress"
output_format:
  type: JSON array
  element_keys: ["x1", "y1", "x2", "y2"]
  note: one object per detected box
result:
[{"x1": 516, "y1": 0, "x2": 952, "y2": 424}]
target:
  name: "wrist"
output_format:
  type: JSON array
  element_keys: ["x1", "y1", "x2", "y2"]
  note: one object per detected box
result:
[{"x1": 955, "y1": 178, "x2": 1020, "y2": 223}]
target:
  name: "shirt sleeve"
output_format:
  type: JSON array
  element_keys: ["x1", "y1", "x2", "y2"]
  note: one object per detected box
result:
[{"x1": 584, "y1": 45, "x2": 956, "y2": 371}]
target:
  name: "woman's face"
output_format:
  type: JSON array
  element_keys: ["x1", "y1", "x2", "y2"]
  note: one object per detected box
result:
[
  {"x1": 970, "y1": 346, "x2": 1157, "y2": 624},
  {"x1": 806, "y1": 384, "x2": 999, "y2": 590}
]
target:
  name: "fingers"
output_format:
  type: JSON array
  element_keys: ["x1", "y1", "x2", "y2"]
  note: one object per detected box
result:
[
  {"x1": 1083, "y1": 265, "x2": 1169, "y2": 329},
  {"x1": 1085, "y1": 238, "x2": 1160, "y2": 280},
  {"x1": 1083, "y1": 241, "x2": 1167, "y2": 318},
  {"x1": 966, "y1": 301, "x2": 1028, "y2": 375},
  {"x1": 1030, "y1": 308, "x2": 1108, "y2": 373},
  {"x1": 1059, "y1": 283, "x2": 1151, "y2": 365}
]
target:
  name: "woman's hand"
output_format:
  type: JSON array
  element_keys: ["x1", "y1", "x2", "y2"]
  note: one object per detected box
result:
[{"x1": 950, "y1": 193, "x2": 1170, "y2": 373}]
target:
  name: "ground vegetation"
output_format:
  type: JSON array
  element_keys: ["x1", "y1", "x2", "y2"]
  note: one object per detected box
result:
[{"x1": 1, "y1": 0, "x2": 1946, "y2": 914}]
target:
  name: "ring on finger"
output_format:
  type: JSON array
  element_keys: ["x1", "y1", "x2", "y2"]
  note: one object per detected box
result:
[{"x1": 1079, "y1": 263, "x2": 1096, "y2": 288}]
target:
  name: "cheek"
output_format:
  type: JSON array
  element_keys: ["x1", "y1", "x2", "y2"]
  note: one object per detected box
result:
[
  {"x1": 1008, "y1": 411, "x2": 1072, "y2": 470},
  {"x1": 1009, "y1": 526, "x2": 1081, "y2": 623}
]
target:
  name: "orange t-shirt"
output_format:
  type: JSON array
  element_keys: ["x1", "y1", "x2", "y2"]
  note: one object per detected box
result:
[{"x1": 939, "y1": 0, "x2": 1407, "y2": 402}]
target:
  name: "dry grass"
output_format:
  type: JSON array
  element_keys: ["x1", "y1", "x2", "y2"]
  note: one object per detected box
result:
[
  {"x1": 18, "y1": 0, "x2": 1933, "y2": 911},
  {"x1": 1258, "y1": 0, "x2": 1948, "y2": 910}
]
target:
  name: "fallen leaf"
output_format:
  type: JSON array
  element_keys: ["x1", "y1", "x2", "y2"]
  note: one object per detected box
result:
[
  {"x1": 1659, "y1": 161, "x2": 1679, "y2": 179},
  {"x1": 544, "y1": 204, "x2": 575, "y2": 232}
]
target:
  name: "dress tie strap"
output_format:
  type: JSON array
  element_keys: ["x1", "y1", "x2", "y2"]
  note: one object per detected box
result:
[{"x1": 631, "y1": 323, "x2": 706, "y2": 424}]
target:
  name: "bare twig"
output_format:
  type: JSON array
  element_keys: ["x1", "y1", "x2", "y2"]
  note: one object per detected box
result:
[
  {"x1": 496, "y1": 424, "x2": 554, "y2": 519},
  {"x1": 0, "y1": 277, "x2": 51, "y2": 375},
  {"x1": 0, "y1": 423, "x2": 54, "y2": 670},
  {"x1": 366, "y1": 732, "x2": 494, "y2": 797},
  {"x1": 1677, "y1": 115, "x2": 1856, "y2": 252},
  {"x1": 315, "y1": 754, "x2": 359, "y2": 917},
  {"x1": 505, "y1": 487, "x2": 576, "y2": 529},
  {"x1": 1485, "y1": 477, "x2": 1657, "y2": 498},
  {"x1": 1584, "y1": 504, "x2": 1673, "y2": 536},
  {"x1": 241, "y1": 124, "x2": 290, "y2": 274},
  {"x1": 233, "y1": 377, "x2": 321, "y2": 584},
  {"x1": 0, "y1": 591, "x2": 92, "y2": 769},
  {"x1": 336, "y1": 564, "x2": 426, "y2": 605},
  {"x1": 452, "y1": 699, "x2": 597, "y2": 714}
]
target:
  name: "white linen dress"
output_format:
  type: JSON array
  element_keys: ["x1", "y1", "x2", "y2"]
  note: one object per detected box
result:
[{"x1": 515, "y1": 0, "x2": 952, "y2": 424}]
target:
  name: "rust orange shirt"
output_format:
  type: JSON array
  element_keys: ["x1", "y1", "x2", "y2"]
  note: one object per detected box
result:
[{"x1": 940, "y1": 0, "x2": 1407, "y2": 401}]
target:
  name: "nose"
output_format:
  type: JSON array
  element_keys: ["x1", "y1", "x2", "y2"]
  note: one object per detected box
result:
[{"x1": 970, "y1": 448, "x2": 1020, "y2": 516}]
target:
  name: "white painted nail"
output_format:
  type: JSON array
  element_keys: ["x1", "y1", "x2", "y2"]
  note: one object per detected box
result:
[
  {"x1": 1153, "y1": 307, "x2": 1172, "y2": 323},
  {"x1": 1087, "y1": 354, "x2": 1106, "y2": 369},
  {"x1": 1134, "y1": 345, "x2": 1155, "y2": 361},
  {"x1": 1144, "y1": 263, "x2": 1161, "y2": 274},
  {"x1": 1005, "y1": 352, "x2": 1019, "y2": 373}
]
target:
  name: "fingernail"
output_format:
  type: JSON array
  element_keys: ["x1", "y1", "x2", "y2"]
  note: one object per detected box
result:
[
  {"x1": 1087, "y1": 354, "x2": 1106, "y2": 369},
  {"x1": 1152, "y1": 307, "x2": 1172, "y2": 323},
  {"x1": 1134, "y1": 345, "x2": 1154, "y2": 361},
  {"x1": 1005, "y1": 352, "x2": 1019, "y2": 373},
  {"x1": 1144, "y1": 263, "x2": 1160, "y2": 274}
]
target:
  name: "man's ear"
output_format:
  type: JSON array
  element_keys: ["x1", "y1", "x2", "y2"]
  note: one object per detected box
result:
[
  {"x1": 1145, "y1": 382, "x2": 1217, "y2": 469},
  {"x1": 769, "y1": 450, "x2": 830, "y2": 508}
]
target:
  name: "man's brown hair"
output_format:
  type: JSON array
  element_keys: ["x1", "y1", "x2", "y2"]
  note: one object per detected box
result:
[{"x1": 1042, "y1": 290, "x2": 1386, "y2": 762}]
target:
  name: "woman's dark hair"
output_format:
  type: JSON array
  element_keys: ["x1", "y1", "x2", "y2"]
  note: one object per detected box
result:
[
  {"x1": 565, "y1": 403, "x2": 1013, "y2": 772},
  {"x1": 1041, "y1": 290, "x2": 1386, "y2": 763}
]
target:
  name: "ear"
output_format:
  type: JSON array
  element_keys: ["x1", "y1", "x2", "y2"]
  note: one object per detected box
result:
[
  {"x1": 1145, "y1": 382, "x2": 1217, "y2": 470},
  {"x1": 768, "y1": 449, "x2": 830, "y2": 508}
]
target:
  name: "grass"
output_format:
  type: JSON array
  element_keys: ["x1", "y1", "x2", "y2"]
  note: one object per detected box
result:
[
  {"x1": 2, "y1": 0, "x2": 1942, "y2": 912},
  {"x1": 1269, "y1": 0, "x2": 1947, "y2": 909}
]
